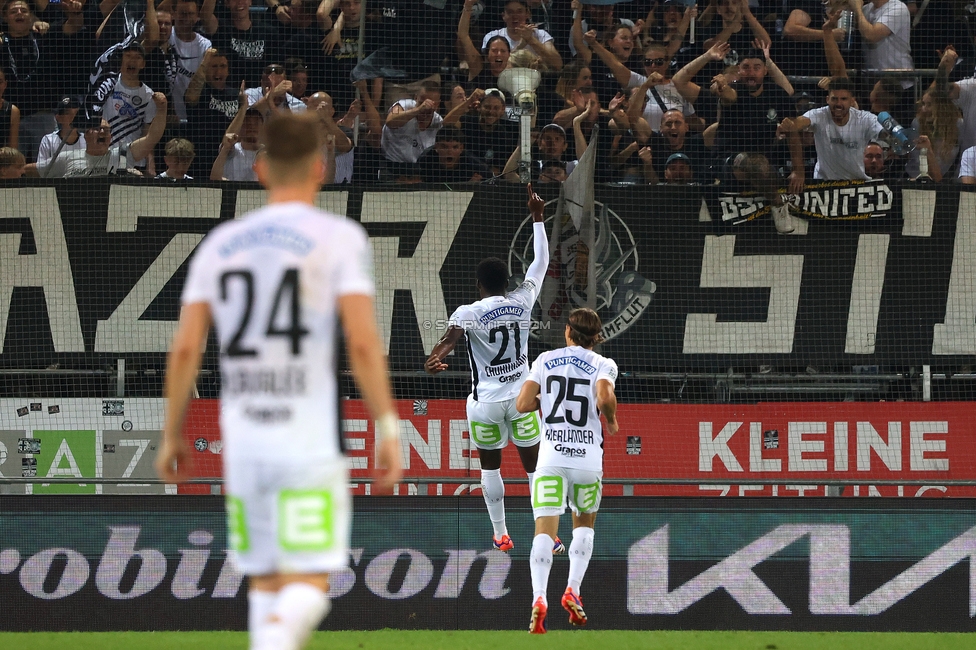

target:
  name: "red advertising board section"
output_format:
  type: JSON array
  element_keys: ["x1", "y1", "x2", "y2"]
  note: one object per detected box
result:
[{"x1": 181, "y1": 399, "x2": 976, "y2": 497}]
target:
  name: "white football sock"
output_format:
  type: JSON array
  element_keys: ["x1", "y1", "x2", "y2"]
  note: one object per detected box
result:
[
  {"x1": 247, "y1": 589, "x2": 276, "y2": 648},
  {"x1": 567, "y1": 527, "x2": 595, "y2": 593},
  {"x1": 481, "y1": 468, "x2": 507, "y2": 537},
  {"x1": 253, "y1": 582, "x2": 330, "y2": 650},
  {"x1": 530, "y1": 533, "x2": 554, "y2": 606}
]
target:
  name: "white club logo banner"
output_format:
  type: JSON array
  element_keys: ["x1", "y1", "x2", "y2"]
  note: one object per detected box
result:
[{"x1": 508, "y1": 201, "x2": 655, "y2": 345}]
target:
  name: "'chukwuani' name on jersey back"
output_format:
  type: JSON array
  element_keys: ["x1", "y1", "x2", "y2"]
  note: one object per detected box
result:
[
  {"x1": 528, "y1": 346, "x2": 618, "y2": 472},
  {"x1": 181, "y1": 201, "x2": 374, "y2": 463},
  {"x1": 449, "y1": 221, "x2": 549, "y2": 403}
]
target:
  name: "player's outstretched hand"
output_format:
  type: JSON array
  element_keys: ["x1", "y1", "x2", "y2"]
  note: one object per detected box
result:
[
  {"x1": 373, "y1": 437, "x2": 403, "y2": 493},
  {"x1": 527, "y1": 183, "x2": 545, "y2": 222},
  {"x1": 424, "y1": 354, "x2": 448, "y2": 375},
  {"x1": 155, "y1": 438, "x2": 192, "y2": 483},
  {"x1": 605, "y1": 418, "x2": 619, "y2": 436}
]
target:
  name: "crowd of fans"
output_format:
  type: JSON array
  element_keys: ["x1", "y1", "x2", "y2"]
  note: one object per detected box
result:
[{"x1": 0, "y1": 0, "x2": 974, "y2": 187}]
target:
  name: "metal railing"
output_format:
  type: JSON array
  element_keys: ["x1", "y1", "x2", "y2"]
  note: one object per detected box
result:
[
  {"x1": 4, "y1": 476, "x2": 974, "y2": 499},
  {"x1": 2, "y1": 477, "x2": 974, "y2": 485},
  {"x1": 2, "y1": 363, "x2": 970, "y2": 401},
  {"x1": 787, "y1": 69, "x2": 940, "y2": 103}
]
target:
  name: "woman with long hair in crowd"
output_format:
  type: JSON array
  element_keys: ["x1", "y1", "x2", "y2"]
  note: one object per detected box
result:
[
  {"x1": 572, "y1": 0, "x2": 640, "y2": 105},
  {"x1": 585, "y1": 33, "x2": 698, "y2": 134},
  {"x1": 908, "y1": 87, "x2": 963, "y2": 183},
  {"x1": 458, "y1": 0, "x2": 512, "y2": 92},
  {"x1": 554, "y1": 60, "x2": 592, "y2": 109}
]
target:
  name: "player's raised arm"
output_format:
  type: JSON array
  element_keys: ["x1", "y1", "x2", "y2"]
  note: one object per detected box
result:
[
  {"x1": 157, "y1": 302, "x2": 212, "y2": 483},
  {"x1": 523, "y1": 183, "x2": 550, "y2": 288},
  {"x1": 339, "y1": 294, "x2": 403, "y2": 491},
  {"x1": 425, "y1": 325, "x2": 464, "y2": 375}
]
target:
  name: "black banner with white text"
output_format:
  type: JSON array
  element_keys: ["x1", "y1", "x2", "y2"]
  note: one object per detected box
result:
[{"x1": 0, "y1": 179, "x2": 974, "y2": 374}]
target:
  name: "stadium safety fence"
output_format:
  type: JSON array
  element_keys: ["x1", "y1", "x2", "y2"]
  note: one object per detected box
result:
[{"x1": 0, "y1": 180, "x2": 974, "y2": 499}]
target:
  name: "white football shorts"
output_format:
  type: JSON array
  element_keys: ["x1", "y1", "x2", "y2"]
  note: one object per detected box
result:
[
  {"x1": 223, "y1": 456, "x2": 351, "y2": 576},
  {"x1": 466, "y1": 395, "x2": 542, "y2": 450},
  {"x1": 531, "y1": 465, "x2": 603, "y2": 518}
]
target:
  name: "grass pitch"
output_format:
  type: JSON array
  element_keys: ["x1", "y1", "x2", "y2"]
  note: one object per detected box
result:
[{"x1": 0, "y1": 630, "x2": 974, "y2": 650}]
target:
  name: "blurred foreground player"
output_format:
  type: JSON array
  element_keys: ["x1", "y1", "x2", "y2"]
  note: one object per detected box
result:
[
  {"x1": 157, "y1": 112, "x2": 402, "y2": 650},
  {"x1": 516, "y1": 308, "x2": 618, "y2": 634},
  {"x1": 425, "y1": 185, "x2": 562, "y2": 555}
]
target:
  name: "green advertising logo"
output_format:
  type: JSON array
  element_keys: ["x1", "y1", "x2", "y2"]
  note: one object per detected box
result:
[
  {"x1": 279, "y1": 489, "x2": 336, "y2": 552},
  {"x1": 573, "y1": 481, "x2": 601, "y2": 512},
  {"x1": 532, "y1": 476, "x2": 564, "y2": 508},
  {"x1": 32, "y1": 430, "x2": 96, "y2": 495},
  {"x1": 512, "y1": 412, "x2": 540, "y2": 442},
  {"x1": 470, "y1": 421, "x2": 502, "y2": 447}
]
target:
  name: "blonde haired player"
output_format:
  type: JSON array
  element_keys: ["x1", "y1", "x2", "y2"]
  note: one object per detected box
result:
[
  {"x1": 156, "y1": 112, "x2": 402, "y2": 650},
  {"x1": 516, "y1": 307, "x2": 618, "y2": 634},
  {"x1": 425, "y1": 185, "x2": 562, "y2": 554}
]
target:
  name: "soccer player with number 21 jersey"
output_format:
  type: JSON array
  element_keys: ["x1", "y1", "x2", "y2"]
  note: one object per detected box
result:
[{"x1": 425, "y1": 185, "x2": 565, "y2": 555}]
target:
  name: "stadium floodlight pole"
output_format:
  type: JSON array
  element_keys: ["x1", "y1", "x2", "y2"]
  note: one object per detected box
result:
[{"x1": 498, "y1": 68, "x2": 541, "y2": 183}]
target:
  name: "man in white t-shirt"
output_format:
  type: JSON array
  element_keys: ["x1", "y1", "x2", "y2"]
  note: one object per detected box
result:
[
  {"x1": 516, "y1": 307, "x2": 618, "y2": 634},
  {"x1": 482, "y1": 0, "x2": 562, "y2": 71},
  {"x1": 31, "y1": 94, "x2": 168, "y2": 178},
  {"x1": 171, "y1": 0, "x2": 213, "y2": 121},
  {"x1": 37, "y1": 96, "x2": 87, "y2": 167},
  {"x1": 245, "y1": 63, "x2": 307, "y2": 116},
  {"x1": 210, "y1": 108, "x2": 263, "y2": 181},
  {"x1": 951, "y1": 76, "x2": 976, "y2": 152},
  {"x1": 380, "y1": 81, "x2": 444, "y2": 179},
  {"x1": 938, "y1": 47, "x2": 976, "y2": 152},
  {"x1": 425, "y1": 185, "x2": 555, "y2": 555},
  {"x1": 959, "y1": 146, "x2": 976, "y2": 184},
  {"x1": 850, "y1": 0, "x2": 913, "y2": 78},
  {"x1": 780, "y1": 77, "x2": 883, "y2": 181},
  {"x1": 157, "y1": 112, "x2": 401, "y2": 650}
]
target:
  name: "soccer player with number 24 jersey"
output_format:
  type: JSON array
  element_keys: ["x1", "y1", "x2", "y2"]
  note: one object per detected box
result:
[{"x1": 157, "y1": 113, "x2": 402, "y2": 650}]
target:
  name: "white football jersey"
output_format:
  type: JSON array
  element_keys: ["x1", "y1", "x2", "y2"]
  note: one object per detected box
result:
[
  {"x1": 380, "y1": 99, "x2": 444, "y2": 164},
  {"x1": 527, "y1": 346, "x2": 617, "y2": 472},
  {"x1": 181, "y1": 201, "x2": 374, "y2": 463},
  {"x1": 449, "y1": 222, "x2": 549, "y2": 403},
  {"x1": 102, "y1": 80, "x2": 156, "y2": 158},
  {"x1": 170, "y1": 31, "x2": 212, "y2": 120}
]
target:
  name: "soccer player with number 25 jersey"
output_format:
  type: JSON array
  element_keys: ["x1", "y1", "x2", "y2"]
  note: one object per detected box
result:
[{"x1": 516, "y1": 308, "x2": 619, "y2": 634}]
